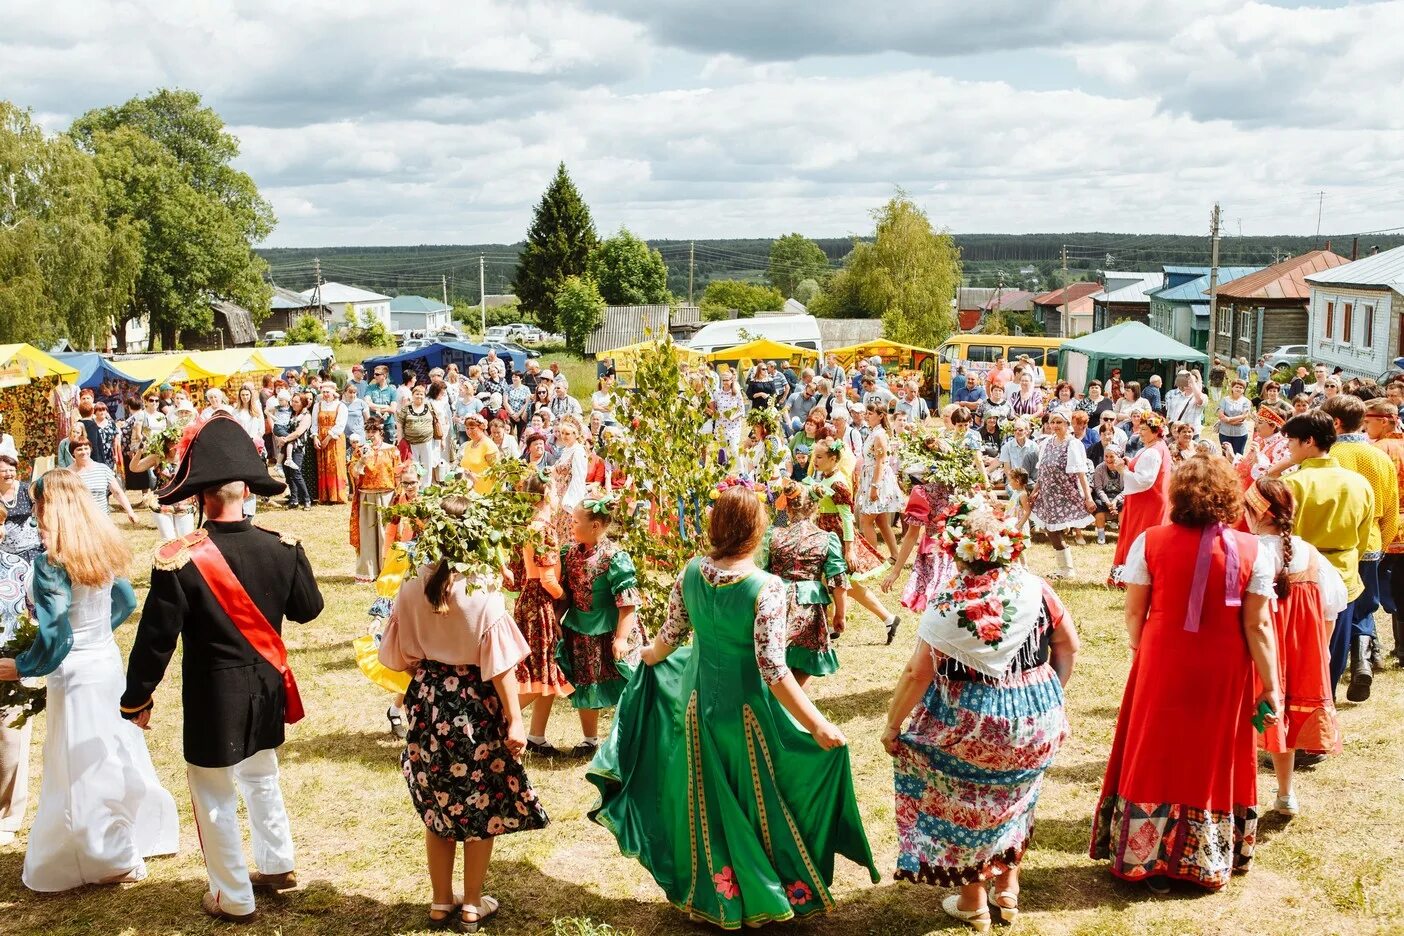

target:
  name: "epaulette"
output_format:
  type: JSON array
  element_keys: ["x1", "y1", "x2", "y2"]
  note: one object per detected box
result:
[
  {"x1": 153, "y1": 528, "x2": 208, "y2": 571},
  {"x1": 255, "y1": 525, "x2": 299, "y2": 547}
]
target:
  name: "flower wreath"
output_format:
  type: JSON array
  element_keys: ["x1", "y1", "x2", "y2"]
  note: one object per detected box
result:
[
  {"x1": 931, "y1": 494, "x2": 1029, "y2": 648},
  {"x1": 746, "y1": 406, "x2": 780, "y2": 435},
  {"x1": 1140, "y1": 412, "x2": 1166, "y2": 433}
]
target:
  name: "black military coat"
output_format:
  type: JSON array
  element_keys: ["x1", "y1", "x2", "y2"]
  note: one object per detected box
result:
[{"x1": 120, "y1": 519, "x2": 324, "y2": 768}]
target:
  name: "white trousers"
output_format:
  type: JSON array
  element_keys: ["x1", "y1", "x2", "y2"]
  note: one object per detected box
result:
[
  {"x1": 187, "y1": 749, "x2": 294, "y2": 916},
  {"x1": 0, "y1": 711, "x2": 30, "y2": 837}
]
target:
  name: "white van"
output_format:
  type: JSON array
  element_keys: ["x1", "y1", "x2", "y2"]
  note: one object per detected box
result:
[{"x1": 686, "y1": 314, "x2": 823, "y2": 356}]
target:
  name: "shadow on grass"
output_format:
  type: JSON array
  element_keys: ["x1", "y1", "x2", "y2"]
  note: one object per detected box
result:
[
  {"x1": 280, "y1": 728, "x2": 404, "y2": 768},
  {"x1": 1032, "y1": 815, "x2": 1095, "y2": 855},
  {"x1": 1047, "y1": 758, "x2": 1110, "y2": 786},
  {"x1": 822, "y1": 686, "x2": 894, "y2": 722}
]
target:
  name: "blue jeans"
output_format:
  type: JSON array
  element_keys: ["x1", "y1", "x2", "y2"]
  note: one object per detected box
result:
[
  {"x1": 285, "y1": 465, "x2": 311, "y2": 507},
  {"x1": 1221, "y1": 433, "x2": 1247, "y2": 455}
]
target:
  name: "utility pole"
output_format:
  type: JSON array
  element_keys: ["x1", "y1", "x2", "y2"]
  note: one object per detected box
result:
[
  {"x1": 312, "y1": 256, "x2": 322, "y2": 306},
  {"x1": 1060, "y1": 244, "x2": 1069, "y2": 337},
  {"x1": 479, "y1": 254, "x2": 486, "y2": 337},
  {"x1": 688, "y1": 241, "x2": 695, "y2": 304},
  {"x1": 1315, "y1": 190, "x2": 1326, "y2": 239},
  {"x1": 442, "y1": 274, "x2": 448, "y2": 309},
  {"x1": 1207, "y1": 202, "x2": 1222, "y2": 363}
]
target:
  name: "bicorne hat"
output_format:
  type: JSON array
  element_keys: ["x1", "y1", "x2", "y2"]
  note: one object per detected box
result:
[{"x1": 156, "y1": 413, "x2": 286, "y2": 505}]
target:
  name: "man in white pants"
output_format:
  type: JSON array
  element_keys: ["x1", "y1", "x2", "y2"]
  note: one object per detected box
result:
[{"x1": 121, "y1": 415, "x2": 324, "y2": 922}]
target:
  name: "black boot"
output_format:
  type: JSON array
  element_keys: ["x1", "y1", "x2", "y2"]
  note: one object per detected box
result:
[
  {"x1": 1346, "y1": 634, "x2": 1373, "y2": 702},
  {"x1": 1393, "y1": 614, "x2": 1404, "y2": 666},
  {"x1": 1368, "y1": 635, "x2": 1384, "y2": 671}
]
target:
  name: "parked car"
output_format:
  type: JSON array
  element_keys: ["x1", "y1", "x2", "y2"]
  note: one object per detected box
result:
[
  {"x1": 518, "y1": 326, "x2": 545, "y2": 344},
  {"x1": 496, "y1": 340, "x2": 541, "y2": 359},
  {"x1": 484, "y1": 325, "x2": 513, "y2": 342},
  {"x1": 1263, "y1": 344, "x2": 1310, "y2": 369},
  {"x1": 263, "y1": 330, "x2": 286, "y2": 344}
]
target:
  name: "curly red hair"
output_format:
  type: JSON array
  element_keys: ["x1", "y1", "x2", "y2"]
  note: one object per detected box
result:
[{"x1": 1168, "y1": 456, "x2": 1243, "y2": 527}]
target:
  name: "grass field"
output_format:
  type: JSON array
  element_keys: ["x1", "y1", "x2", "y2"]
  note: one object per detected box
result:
[{"x1": 2, "y1": 504, "x2": 1401, "y2": 936}]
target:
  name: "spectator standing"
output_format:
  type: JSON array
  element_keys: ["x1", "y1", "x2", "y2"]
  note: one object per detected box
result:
[
  {"x1": 1163, "y1": 371, "x2": 1207, "y2": 436},
  {"x1": 1217, "y1": 379, "x2": 1253, "y2": 455},
  {"x1": 1142, "y1": 375, "x2": 1163, "y2": 414}
]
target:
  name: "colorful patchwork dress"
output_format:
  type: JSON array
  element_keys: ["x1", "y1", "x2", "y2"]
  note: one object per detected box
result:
[
  {"x1": 811, "y1": 472, "x2": 890, "y2": 582},
  {"x1": 506, "y1": 514, "x2": 573, "y2": 698},
  {"x1": 557, "y1": 540, "x2": 643, "y2": 710},
  {"x1": 898, "y1": 481, "x2": 957, "y2": 613},
  {"x1": 760, "y1": 521, "x2": 849, "y2": 678},
  {"x1": 587, "y1": 557, "x2": 879, "y2": 930}
]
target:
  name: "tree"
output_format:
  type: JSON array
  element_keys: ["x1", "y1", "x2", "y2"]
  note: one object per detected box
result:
[
  {"x1": 69, "y1": 89, "x2": 274, "y2": 350},
  {"x1": 342, "y1": 308, "x2": 394, "y2": 348},
  {"x1": 699, "y1": 279, "x2": 783, "y2": 321},
  {"x1": 793, "y1": 278, "x2": 821, "y2": 305},
  {"x1": 283, "y1": 314, "x2": 327, "y2": 345},
  {"x1": 513, "y1": 163, "x2": 597, "y2": 335},
  {"x1": 554, "y1": 274, "x2": 605, "y2": 354},
  {"x1": 588, "y1": 227, "x2": 670, "y2": 305},
  {"x1": 813, "y1": 192, "x2": 961, "y2": 347},
  {"x1": 766, "y1": 233, "x2": 830, "y2": 298},
  {"x1": 0, "y1": 102, "x2": 138, "y2": 347},
  {"x1": 452, "y1": 298, "x2": 530, "y2": 331}
]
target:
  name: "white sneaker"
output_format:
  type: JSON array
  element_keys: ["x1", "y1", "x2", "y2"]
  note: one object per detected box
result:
[{"x1": 1274, "y1": 793, "x2": 1299, "y2": 817}]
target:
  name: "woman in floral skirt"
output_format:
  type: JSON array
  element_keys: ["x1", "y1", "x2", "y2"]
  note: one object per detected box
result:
[
  {"x1": 760, "y1": 478, "x2": 849, "y2": 685},
  {"x1": 507, "y1": 471, "x2": 574, "y2": 756},
  {"x1": 884, "y1": 494, "x2": 1079, "y2": 930},
  {"x1": 379, "y1": 494, "x2": 549, "y2": 932},
  {"x1": 1031, "y1": 410, "x2": 1096, "y2": 581},
  {"x1": 810, "y1": 439, "x2": 900, "y2": 643}
]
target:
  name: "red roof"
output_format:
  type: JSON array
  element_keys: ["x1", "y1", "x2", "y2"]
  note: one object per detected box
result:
[
  {"x1": 982, "y1": 289, "x2": 1036, "y2": 312},
  {"x1": 1030, "y1": 282, "x2": 1103, "y2": 306},
  {"x1": 1215, "y1": 249, "x2": 1350, "y2": 301}
]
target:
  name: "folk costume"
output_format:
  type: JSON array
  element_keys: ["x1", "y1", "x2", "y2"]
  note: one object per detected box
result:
[
  {"x1": 1108, "y1": 432, "x2": 1171, "y2": 587},
  {"x1": 506, "y1": 508, "x2": 573, "y2": 698},
  {"x1": 759, "y1": 520, "x2": 849, "y2": 678},
  {"x1": 557, "y1": 534, "x2": 643, "y2": 711},
  {"x1": 350, "y1": 441, "x2": 400, "y2": 581},
  {"x1": 1092, "y1": 523, "x2": 1277, "y2": 890},
  {"x1": 15, "y1": 539, "x2": 178, "y2": 891},
  {"x1": 811, "y1": 469, "x2": 891, "y2": 583},
  {"x1": 120, "y1": 415, "x2": 325, "y2": 920},
  {"x1": 898, "y1": 480, "x2": 957, "y2": 613},
  {"x1": 587, "y1": 557, "x2": 879, "y2": 930},
  {"x1": 312, "y1": 398, "x2": 348, "y2": 504}
]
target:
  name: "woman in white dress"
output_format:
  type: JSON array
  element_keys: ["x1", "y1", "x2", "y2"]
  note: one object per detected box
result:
[
  {"x1": 232, "y1": 382, "x2": 266, "y2": 517},
  {"x1": 859, "y1": 401, "x2": 904, "y2": 558},
  {"x1": 0, "y1": 469, "x2": 178, "y2": 891}
]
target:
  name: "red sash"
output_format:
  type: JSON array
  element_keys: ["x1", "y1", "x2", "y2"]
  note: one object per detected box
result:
[{"x1": 186, "y1": 533, "x2": 305, "y2": 724}]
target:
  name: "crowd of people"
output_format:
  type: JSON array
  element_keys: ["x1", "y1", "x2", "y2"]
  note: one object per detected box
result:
[{"x1": 0, "y1": 344, "x2": 1397, "y2": 933}]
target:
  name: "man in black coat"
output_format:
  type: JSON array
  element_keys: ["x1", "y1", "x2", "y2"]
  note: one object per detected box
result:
[{"x1": 120, "y1": 415, "x2": 323, "y2": 923}]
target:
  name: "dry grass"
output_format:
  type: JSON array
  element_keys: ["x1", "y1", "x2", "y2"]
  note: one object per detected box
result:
[{"x1": 1, "y1": 509, "x2": 1401, "y2": 936}]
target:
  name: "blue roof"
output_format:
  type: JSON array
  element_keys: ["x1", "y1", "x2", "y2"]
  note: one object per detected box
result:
[
  {"x1": 52, "y1": 352, "x2": 152, "y2": 390},
  {"x1": 1163, "y1": 265, "x2": 1212, "y2": 275},
  {"x1": 362, "y1": 341, "x2": 493, "y2": 384},
  {"x1": 1149, "y1": 267, "x2": 1259, "y2": 303},
  {"x1": 388, "y1": 295, "x2": 452, "y2": 314}
]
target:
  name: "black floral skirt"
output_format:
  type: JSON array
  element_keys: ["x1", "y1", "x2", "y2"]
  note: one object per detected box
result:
[{"x1": 402, "y1": 660, "x2": 550, "y2": 842}]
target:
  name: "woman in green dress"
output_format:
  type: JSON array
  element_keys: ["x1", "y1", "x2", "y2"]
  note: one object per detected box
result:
[{"x1": 588, "y1": 485, "x2": 878, "y2": 930}]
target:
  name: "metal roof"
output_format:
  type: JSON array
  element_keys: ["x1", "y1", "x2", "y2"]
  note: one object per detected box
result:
[
  {"x1": 983, "y1": 289, "x2": 1037, "y2": 312},
  {"x1": 299, "y1": 281, "x2": 391, "y2": 304},
  {"x1": 585, "y1": 304, "x2": 700, "y2": 355},
  {"x1": 1098, "y1": 273, "x2": 1165, "y2": 305},
  {"x1": 1163, "y1": 265, "x2": 1212, "y2": 275},
  {"x1": 269, "y1": 285, "x2": 315, "y2": 310},
  {"x1": 1215, "y1": 250, "x2": 1349, "y2": 301},
  {"x1": 1303, "y1": 244, "x2": 1404, "y2": 295},
  {"x1": 389, "y1": 295, "x2": 452, "y2": 314},
  {"x1": 1149, "y1": 267, "x2": 1260, "y2": 303},
  {"x1": 1030, "y1": 282, "x2": 1104, "y2": 306}
]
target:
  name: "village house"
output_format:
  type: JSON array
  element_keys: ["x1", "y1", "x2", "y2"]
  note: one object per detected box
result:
[
  {"x1": 299, "y1": 281, "x2": 392, "y2": 331},
  {"x1": 1091, "y1": 272, "x2": 1163, "y2": 331},
  {"x1": 956, "y1": 287, "x2": 999, "y2": 331},
  {"x1": 1304, "y1": 244, "x2": 1404, "y2": 379},
  {"x1": 184, "y1": 299, "x2": 259, "y2": 350},
  {"x1": 1147, "y1": 266, "x2": 1258, "y2": 352},
  {"x1": 585, "y1": 303, "x2": 702, "y2": 354},
  {"x1": 265, "y1": 286, "x2": 333, "y2": 335},
  {"x1": 389, "y1": 295, "x2": 454, "y2": 332},
  {"x1": 1211, "y1": 249, "x2": 1349, "y2": 363},
  {"x1": 1030, "y1": 282, "x2": 1103, "y2": 337}
]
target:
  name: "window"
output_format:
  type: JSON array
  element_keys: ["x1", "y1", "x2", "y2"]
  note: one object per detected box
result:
[
  {"x1": 965, "y1": 344, "x2": 1001, "y2": 363},
  {"x1": 1363, "y1": 304, "x2": 1375, "y2": 347},
  {"x1": 1342, "y1": 303, "x2": 1354, "y2": 345},
  {"x1": 1045, "y1": 347, "x2": 1060, "y2": 368},
  {"x1": 1324, "y1": 300, "x2": 1335, "y2": 340},
  {"x1": 1218, "y1": 308, "x2": 1231, "y2": 337},
  {"x1": 1021, "y1": 348, "x2": 1046, "y2": 367},
  {"x1": 1237, "y1": 310, "x2": 1251, "y2": 340},
  {"x1": 941, "y1": 344, "x2": 959, "y2": 365}
]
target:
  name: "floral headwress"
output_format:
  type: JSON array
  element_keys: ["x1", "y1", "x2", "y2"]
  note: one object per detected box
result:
[{"x1": 581, "y1": 494, "x2": 616, "y2": 517}]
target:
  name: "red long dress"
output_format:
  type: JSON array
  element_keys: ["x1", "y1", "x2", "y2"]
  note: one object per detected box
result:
[
  {"x1": 1109, "y1": 440, "x2": 1170, "y2": 587},
  {"x1": 1091, "y1": 523, "x2": 1261, "y2": 890}
]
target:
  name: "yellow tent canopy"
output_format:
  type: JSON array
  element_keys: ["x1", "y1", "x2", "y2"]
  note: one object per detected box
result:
[
  {"x1": 701, "y1": 338, "x2": 820, "y2": 371},
  {"x1": 599, "y1": 339, "x2": 704, "y2": 387},
  {"x1": 116, "y1": 354, "x2": 222, "y2": 386},
  {"x1": 186, "y1": 349, "x2": 281, "y2": 380},
  {"x1": 0, "y1": 344, "x2": 80, "y2": 388},
  {"x1": 828, "y1": 340, "x2": 936, "y2": 370}
]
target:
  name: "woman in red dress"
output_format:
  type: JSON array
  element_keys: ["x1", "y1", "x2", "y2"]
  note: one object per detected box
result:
[
  {"x1": 1107, "y1": 414, "x2": 1171, "y2": 587},
  {"x1": 1091, "y1": 457, "x2": 1281, "y2": 892}
]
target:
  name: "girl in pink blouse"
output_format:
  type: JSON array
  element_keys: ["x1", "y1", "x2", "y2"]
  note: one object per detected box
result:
[{"x1": 379, "y1": 495, "x2": 549, "y2": 931}]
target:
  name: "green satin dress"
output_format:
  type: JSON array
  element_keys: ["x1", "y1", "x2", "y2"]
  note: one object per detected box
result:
[{"x1": 587, "y1": 557, "x2": 878, "y2": 930}]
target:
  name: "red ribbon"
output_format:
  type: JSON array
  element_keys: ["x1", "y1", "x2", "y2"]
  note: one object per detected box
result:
[{"x1": 186, "y1": 534, "x2": 304, "y2": 724}]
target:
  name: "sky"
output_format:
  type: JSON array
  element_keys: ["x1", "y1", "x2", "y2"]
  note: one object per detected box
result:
[{"x1": 5, "y1": 0, "x2": 1402, "y2": 247}]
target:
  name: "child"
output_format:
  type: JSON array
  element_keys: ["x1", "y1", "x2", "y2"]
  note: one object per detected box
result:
[
  {"x1": 1090, "y1": 447, "x2": 1125, "y2": 545},
  {"x1": 1006, "y1": 466, "x2": 1033, "y2": 537},
  {"x1": 810, "y1": 439, "x2": 899, "y2": 643},
  {"x1": 556, "y1": 496, "x2": 644, "y2": 757}
]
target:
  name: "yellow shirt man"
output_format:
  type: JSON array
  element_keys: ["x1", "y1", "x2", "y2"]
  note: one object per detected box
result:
[
  {"x1": 1330, "y1": 436, "x2": 1400, "y2": 558},
  {"x1": 1283, "y1": 454, "x2": 1375, "y2": 600}
]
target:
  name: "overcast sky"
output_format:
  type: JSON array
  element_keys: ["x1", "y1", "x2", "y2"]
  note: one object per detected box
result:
[{"x1": 6, "y1": 0, "x2": 1402, "y2": 247}]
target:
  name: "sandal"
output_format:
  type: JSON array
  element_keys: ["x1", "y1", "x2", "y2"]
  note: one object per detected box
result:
[
  {"x1": 988, "y1": 890, "x2": 1019, "y2": 927},
  {"x1": 941, "y1": 894, "x2": 990, "y2": 932},
  {"x1": 460, "y1": 895, "x2": 499, "y2": 933},
  {"x1": 386, "y1": 706, "x2": 407, "y2": 740},
  {"x1": 884, "y1": 615, "x2": 902, "y2": 646},
  {"x1": 427, "y1": 902, "x2": 459, "y2": 931}
]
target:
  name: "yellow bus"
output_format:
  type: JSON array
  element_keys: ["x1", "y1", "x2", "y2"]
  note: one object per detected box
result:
[{"x1": 936, "y1": 334, "x2": 1067, "y2": 392}]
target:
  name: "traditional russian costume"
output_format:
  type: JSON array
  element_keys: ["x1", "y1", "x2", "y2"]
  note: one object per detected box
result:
[
  {"x1": 898, "y1": 480, "x2": 957, "y2": 613},
  {"x1": 557, "y1": 539, "x2": 643, "y2": 710},
  {"x1": 587, "y1": 557, "x2": 878, "y2": 930},
  {"x1": 812, "y1": 472, "x2": 890, "y2": 582},
  {"x1": 760, "y1": 520, "x2": 848, "y2": 678},
  {"x1": 1108, "y1": 439, "x2": 1170, "y2": 587},
  {"x1": 506, "y1": 514, "x2": 573, "y2": 698}
]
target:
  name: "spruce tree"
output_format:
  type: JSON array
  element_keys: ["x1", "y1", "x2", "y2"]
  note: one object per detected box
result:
[{"x1": 513, "y1": 163, "x2": 598, "y2": 334}]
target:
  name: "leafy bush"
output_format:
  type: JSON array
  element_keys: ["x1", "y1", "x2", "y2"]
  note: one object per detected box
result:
[
  {"x1": 283, "y1": 314, "x2": 327, "y2": 345},
  {"x1": 699, "y1": 279, "x2": 783, "y2": 321},
  {"x1": 554, "y1": 275, "x2": 606, "y2": 355}
]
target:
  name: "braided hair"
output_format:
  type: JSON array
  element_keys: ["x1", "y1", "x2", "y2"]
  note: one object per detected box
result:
[{"x1": 1252, "y1": 478, "x2": 1296, "y2": 599}]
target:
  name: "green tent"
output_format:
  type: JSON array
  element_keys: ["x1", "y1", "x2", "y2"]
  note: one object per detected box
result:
[{"x1": 1058, "y1": 320, "x2": 1209, "y2": 392}]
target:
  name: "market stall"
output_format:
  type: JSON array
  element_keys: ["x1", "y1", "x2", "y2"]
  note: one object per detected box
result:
[
  {"x1": 599, "y1": 338, "x2": 703, "y2": 388},
  {"x1": 0, "y1": 344, "x2": 81, "y2": 474},
  {"x1": 363, "y1": 341, "x2": 492, "y2": 385},
  {"x1": 829, "y1": 339, "x2": 938, "y2": 397},
  {"x1": 700, "y1": 338, "x2": 819, "y2": 375},
  {"x1": 52, "y1": 352, "x2": 152, "y2": 391},
  {"x1": 117, "y1": 353, "x2": 222, "y2": 387},
  {"x1": 258, "y1": 343, "x2": 336, "y2": 373},
  {"x1": 1058, "y1": 320, "x2": 1208, "y2": 393}
]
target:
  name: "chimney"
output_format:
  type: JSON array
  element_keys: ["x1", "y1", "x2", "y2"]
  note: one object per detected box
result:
[{"x1": 1351, "y1": 236, "x2": 1358, "y2": 261}]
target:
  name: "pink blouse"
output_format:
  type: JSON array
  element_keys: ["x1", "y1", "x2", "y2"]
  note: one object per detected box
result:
[{"x1": 379, "y1": 568, "x2": 529, "y2": 681}]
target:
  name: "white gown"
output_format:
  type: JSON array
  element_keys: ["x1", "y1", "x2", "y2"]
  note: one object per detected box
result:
[{"x1": 23, "y1": 582, "x2": 179, "y2": 891}]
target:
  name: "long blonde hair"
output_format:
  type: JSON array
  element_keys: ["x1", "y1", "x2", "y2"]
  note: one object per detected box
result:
[{"x1": 35, "y1": 469, "x2": 132, "y2": 586}]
